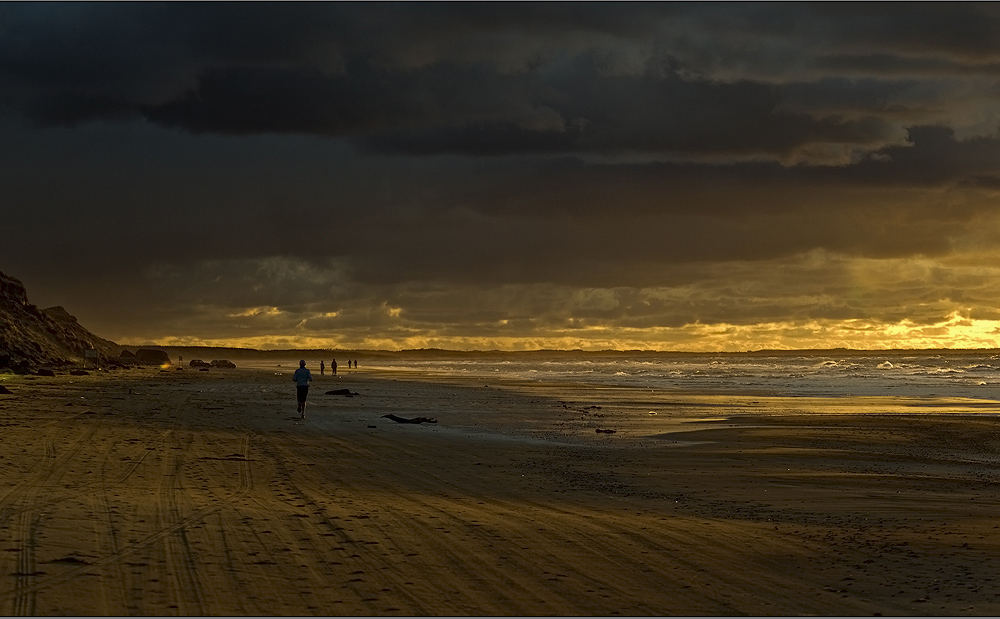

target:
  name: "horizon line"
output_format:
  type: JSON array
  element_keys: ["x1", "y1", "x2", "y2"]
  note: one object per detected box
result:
[{"x1": 119, "y1": 344, "x2": 1000, "y2": 355}]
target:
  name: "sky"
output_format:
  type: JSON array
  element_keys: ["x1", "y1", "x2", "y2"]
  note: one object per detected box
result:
[{"x1": 5, "y1": 2, "x2": 1000, "y2": 351}]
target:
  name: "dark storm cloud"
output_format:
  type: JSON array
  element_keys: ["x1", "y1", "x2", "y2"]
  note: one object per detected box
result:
[
  {"x1": 638, "y1": 3, "x2": 1000, "y2": 79},
  {"x1": 811, "y1": 3, "x2": 1000, "y2": 60},
  {"x1": 2, "y1": 3, "x2": 994, "y2": 160},
  {"x1": 132, "y1": 53, "x2": 901, "y2": 159},
  {"x1": 354, "y1": 65, "x2": 898, "y2": 157},
  {"x1": 2, "y1": 117, "x2": 996, "y2": 294},
  {"x1": 812, "y1": 54, "x2": 1000, "y2": 78}
]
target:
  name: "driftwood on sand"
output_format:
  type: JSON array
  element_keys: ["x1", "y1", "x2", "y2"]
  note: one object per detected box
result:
[
  {"x1": 325, "y1": 389, "x2": 359, "y2": 396},
  {"x1": 382, "y1": 414, "x2": 437, "y2": 424}
]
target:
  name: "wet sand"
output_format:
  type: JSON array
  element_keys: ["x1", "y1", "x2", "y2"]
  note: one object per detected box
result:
[{"x1": 0, "y1": 366, "x2": 999, "y2": 615}]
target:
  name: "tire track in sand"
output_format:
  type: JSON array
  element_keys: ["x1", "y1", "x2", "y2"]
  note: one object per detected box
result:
[
  {"x1": 92, "y1": 441, "x2": 131, "y2": 616},
  {"x1": 1, "y1": 424, "x2": 100, "y2": 616},
  {"x1": 0, "y1": 404, "x2": 176, "y2": 607},
  {"x1": 280, "y1": 433, "x2": 599, "y2": 615},
  {"x1": 260, "y1": 426, "x2": 861, "y2": 616},
  {"x1": 234, "y1": 436, "x2": 351, "y2": 613},
  {"x1": 0, "y1": 430, "x2": 255, "y2": 610},
  {"x1": 114, "y1": 430, "x2": 174, "y2": 485},
  {"x1": 0, "y1": 421, "x2": 103, "y2": 519},
  {"x1": 155, "y1": 432, "x2": 205, "y2": 616},
  {"x1": 11, "y1": 509, "x2": 39, "y2": 616},
  {"x1": 256, "y1": 434, "x2": 549, "y2": 615},
  {"x1": 92, "y1": 430, "x2": 173, "y2": 616}
]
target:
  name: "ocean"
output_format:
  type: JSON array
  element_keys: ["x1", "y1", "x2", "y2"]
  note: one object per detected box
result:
[{"x1": 357, "y1": 350, "x2": 1000, "y2": 401}]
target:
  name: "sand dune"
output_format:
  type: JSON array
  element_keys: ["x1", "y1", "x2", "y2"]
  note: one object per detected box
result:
[{"x1": 0, "y1": 367, "x2": 997, "y2": 615}]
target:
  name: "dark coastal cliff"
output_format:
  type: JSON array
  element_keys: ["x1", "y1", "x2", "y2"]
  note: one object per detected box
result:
[{"x1": 0, "y1": 270, "x2": 121, "y2": 371}]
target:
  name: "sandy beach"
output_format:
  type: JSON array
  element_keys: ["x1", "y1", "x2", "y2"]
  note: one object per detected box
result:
[{"x1": 0, "y1": 365, "x2": 998, "y2": 615}]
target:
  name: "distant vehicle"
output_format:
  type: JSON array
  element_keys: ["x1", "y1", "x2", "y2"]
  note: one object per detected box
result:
[
  {"x1": 189, "y1": 359, "x2": 211, "y2": 368},
  {"x1": 210, "y1": 359, "x2": 237, "y2": 368}
]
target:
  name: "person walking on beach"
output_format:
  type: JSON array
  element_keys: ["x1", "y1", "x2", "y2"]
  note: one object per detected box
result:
[
  {"x1": 320, "y1": 360, "x2": 325, "y2": 375},
  {"x1": 292, "y1": 360, "x2": 312, "y2": 419},
  {"x1": 331, "y1": 358, "x2": 337, "y2": 375}
]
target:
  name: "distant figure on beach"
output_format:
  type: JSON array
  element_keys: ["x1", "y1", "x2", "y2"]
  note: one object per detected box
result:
[
  {"x1": 331, "y1": 359, "x2": 338, "y2": 375},
  {"x1": 320, "y1": 360, "x2": 325, "y2": 375},
  {"x1": 353, "y1": 359, "x2": 358, "y2": 369},
  {"x1": 292, "y1": 360, "x2": 312, "y2": 419}
]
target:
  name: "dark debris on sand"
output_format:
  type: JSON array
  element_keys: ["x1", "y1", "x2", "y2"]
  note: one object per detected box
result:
[
  {"x1": 382, "y1": 414, "x2": 437, "y2": 424},
  {"x1": 326, "y1": 389, "x2": 360, "y2": 396}
]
